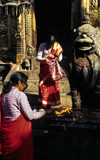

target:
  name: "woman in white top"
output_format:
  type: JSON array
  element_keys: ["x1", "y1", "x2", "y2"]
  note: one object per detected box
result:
[{"x1": 37, "y1": 34, "x2": 63, "y2": 109}]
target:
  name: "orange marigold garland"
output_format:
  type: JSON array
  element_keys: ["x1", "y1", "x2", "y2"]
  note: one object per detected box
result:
[{"x1": 55, "y1": 108, "x2": 73, "y2": 115}]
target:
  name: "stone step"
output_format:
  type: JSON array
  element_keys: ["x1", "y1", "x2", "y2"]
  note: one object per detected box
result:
[
  {"x1": 25, "y1": 92, "x2": 72, "y2": 108},
  {"x1": 25, "y1": 77, "x2": 71, "y2": 94},
  {"x1": 0, "y1": 84, "x2": 72, "y2": 108},
  {"x1": 22, "y1": 70, "x2": 69, "y2": 82},
  {"x1": 4, "y1": 67, "x2": 71, "y2": 94},
  {"x1": 22, "y1": 70, "x2": 39, "y2": 80},
  {"x1": 1, "y1": 67, "x2": 72, "y2": 108}
]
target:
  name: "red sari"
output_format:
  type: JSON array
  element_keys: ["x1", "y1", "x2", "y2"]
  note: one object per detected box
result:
[
  {"x1": 38, "y1": 42, "x2": 66, "y2": 108},
  {"x1": 0, "y1": 94, "x2": 34, "y2": 160},
  {"x1": 38, "y1": 62, "x2": 61, "y2": 108}
]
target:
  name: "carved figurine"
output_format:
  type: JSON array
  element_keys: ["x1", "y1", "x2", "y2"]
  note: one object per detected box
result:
[{"x1": 68, "y1": 15, "x2": 100, "y2": 109}]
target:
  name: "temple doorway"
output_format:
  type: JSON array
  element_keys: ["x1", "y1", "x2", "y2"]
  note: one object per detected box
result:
[{"x1": 34, "y1": 0, "x2": 71, "y2": 57}]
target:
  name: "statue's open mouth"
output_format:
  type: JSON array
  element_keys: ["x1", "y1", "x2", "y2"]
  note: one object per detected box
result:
[
  {"x1": 75, "y1": 38, "x2": 93, "y2": 51},
  {"x1": 79, "y1": 45, "x2": 92, "y2": 51},
  {"x1": 75, "y1": 42, "x2": 92, "y2": 51}
]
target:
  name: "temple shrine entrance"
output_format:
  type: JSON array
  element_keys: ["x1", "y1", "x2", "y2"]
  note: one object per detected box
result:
[{"x1": 34, "y1": 0, "x2": 71, "y2": 57}]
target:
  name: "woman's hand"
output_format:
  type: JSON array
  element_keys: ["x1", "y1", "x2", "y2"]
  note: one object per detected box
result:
[
  {"x1": 55, "y1": 57, "x2": 59, "y2": 61},
  {"x1": 54, "y1": 53, "x2": 59, "y2": 61},
  {"x1": 45, "y1": 58, "x2": 49, "y2": 62}
]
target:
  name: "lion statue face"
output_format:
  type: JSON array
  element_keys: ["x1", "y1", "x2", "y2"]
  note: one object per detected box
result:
[{"x1": 75, "y1": 24, "x2": 100, "y2": 55}]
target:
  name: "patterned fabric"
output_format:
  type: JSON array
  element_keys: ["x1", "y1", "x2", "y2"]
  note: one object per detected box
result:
[
  {"x1": 46, "y1": 58, "x2": 66, "y2": 81},
  {"x1": 37, "y1": 42, "x2": 63, "y2": 108},
  {"x1": 45, "y1": 42, "x2": 63, "y2": 61},
  {"x1": 1, "y1": 87, "x2": 46, "y2": 121},
  {"x1": 37, "y1": 42, "x2": 62, "y2": 62},
  {"x1": 44, "y1": 42, "x2": 66, "y2": 81},
  {"x1": 38, "y1": 62, "x2": 61, "y2": 108}
]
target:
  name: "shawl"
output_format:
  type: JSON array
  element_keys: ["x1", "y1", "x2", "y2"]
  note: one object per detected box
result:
[
  {"x1": 46, "y1": 42, "x2": 63, "y2": 61},
  {"x1": 46, "y1": 42, "x2": 66, "y2": 81}
]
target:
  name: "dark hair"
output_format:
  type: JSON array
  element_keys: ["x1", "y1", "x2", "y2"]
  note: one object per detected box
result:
[
  {"x1": 3, "y1": 71, "x2": 28, "y2": 94},
  {"x1": 46, "y1": 34, "x2": 57, "y2": 44}
]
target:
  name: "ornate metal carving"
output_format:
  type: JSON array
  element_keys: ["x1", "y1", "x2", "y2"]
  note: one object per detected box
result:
[
  {"x1": 0, "y1": 0, "x2": 37, "y2": 70},
  {"x1": 71, "y1": 0, "x2": 100, "y2": 29},
  {"x1": 89, "y1": 0, "x2": 98, "y2": 27}
]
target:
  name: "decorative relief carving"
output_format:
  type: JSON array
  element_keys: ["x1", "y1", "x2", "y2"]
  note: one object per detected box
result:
[
  {"x1": 89, "y1": 10, "x2": 98, "y2": 21},
  {"x1": 0, "y1": 0, "x2": 37, "y2": 68},
  {"x1": 71, "y1": 0, "x2": 100, "y2": 36},
  {"x1": 0, "y1": 19, "x2": 7, "y2": 33},
  {"x1": 91, "y1": 0, "x2": 98, "y2": 6},
  {"x1": 89, "y1": 0, "x2": 98, "y2": 26}
]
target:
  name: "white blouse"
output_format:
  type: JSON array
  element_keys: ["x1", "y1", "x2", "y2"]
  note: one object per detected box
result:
[{"x1": 37, "y1": 42, "x2": 62, "y2": 62}]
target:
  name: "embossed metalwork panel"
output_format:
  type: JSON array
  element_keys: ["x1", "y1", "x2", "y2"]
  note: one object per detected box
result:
[
  {"x1": 71, "y1": 0, "x2": 100, "y2": 29},
  {"x1": 0, "y1": 0, "x2": 37, "y2": 69},
  {"x1": 89, "y1": 0, "x2": 98, "y2": 27}
]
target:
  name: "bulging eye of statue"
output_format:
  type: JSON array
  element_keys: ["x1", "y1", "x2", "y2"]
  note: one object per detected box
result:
[
  {"x1": 78, "y1": 32, "x2": 82, "y2": 36},
  {"x1": 89, "y1": 33, "x2": 94, "y2": 37}
]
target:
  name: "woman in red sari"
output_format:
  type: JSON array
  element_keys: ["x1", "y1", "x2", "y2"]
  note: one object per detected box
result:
[
  {"x1": 37, "y1": 34, "x2": 65, "y2": 109},
  {"x1": 0, "y1": 71, "x2": 51, "y2": 160}
]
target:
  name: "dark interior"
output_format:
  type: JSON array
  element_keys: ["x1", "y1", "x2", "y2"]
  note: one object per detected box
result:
[{"x1": 34, "y1": 0, "x2": 71, "y2": 57}]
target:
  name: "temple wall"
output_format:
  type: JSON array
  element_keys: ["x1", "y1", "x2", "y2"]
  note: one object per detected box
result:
[
  {"x1": 71, "y1": 0, "x2": 100, "y2": 29},
  {"x1": 0, "y1": 0, "x2": 37, "y2": 70}
]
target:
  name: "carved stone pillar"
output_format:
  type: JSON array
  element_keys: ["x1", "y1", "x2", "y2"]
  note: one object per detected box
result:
[
  {"x1": 29, "y1": 5, "x2": 32, "y2": 47},
  {"x1": 81, "y1": 0, "x2": 90, "y2": 17},
  {"x1": 22, "y1": 4, "x2": 26, "y2": 58},
  {"x1": 25, "y1": 5, "x2": 30, "y2": 48},
  {"x1": 81, "y1": 0, "x2": 87, "y2": 17},
  {"x1": 16, "y1": 7, "x2": 23, "y2": 66},
  {"x1": 32, "y1": 3, "x2": 37, "y2": 48}
]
